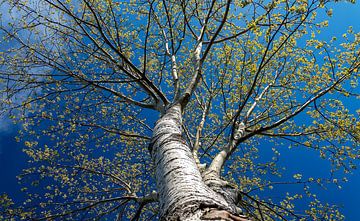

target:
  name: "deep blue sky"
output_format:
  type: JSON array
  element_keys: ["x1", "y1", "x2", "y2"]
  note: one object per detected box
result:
[{"x1": 0, "y1": 1, "x2": 360, "y2": 220}]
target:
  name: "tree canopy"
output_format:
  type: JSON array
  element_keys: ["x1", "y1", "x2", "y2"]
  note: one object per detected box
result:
[{"x1": 0, "y1": 0, "x2": 359, "y2": 220}]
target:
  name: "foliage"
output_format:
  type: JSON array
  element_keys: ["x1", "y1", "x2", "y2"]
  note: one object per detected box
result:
[{"x1": 0, "y1": 0, "x2": 359, "y2": 220}]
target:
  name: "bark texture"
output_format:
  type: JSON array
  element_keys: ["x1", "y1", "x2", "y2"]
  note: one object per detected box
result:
[{"x1": 150, "y1": 104, "x2": 247, "y2": 220}]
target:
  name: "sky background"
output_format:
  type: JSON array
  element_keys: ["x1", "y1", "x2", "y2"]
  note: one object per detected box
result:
[{"x1": 0, "y1": 1, "x2": 360, "y2": 220}]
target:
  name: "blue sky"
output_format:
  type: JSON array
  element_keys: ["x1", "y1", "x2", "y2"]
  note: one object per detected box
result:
[
  {"x1": 320, "y1": 3, "x2": 360, "y2": 219},
  {"x1": 0, "y1": 1, "x2": 360, "y2": 220}
]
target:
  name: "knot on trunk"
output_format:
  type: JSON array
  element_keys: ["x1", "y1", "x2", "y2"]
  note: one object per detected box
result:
[
  {"x1": 201, "y1": 209, "x2": 251, "y2": 221},
  {"x1": 203, "y1": 170, "x2": 243, "y2": 216}
]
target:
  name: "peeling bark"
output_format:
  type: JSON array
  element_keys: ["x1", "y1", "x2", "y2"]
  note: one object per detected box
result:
[{"x1": 150, "y1": 104, "x2": 246, "y2": 220}]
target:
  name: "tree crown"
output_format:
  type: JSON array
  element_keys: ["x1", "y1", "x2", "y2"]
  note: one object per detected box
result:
[{"x1": 0, "y1": 0, "x2": 359, "y2": 220}]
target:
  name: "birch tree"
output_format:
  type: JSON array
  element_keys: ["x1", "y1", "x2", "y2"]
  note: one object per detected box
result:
[{"x1": 0, "y1": 0, "x2": 359, "y2": 220}]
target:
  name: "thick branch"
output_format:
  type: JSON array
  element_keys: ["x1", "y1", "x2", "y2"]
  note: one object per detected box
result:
[{"x1": 193, "y1": 95, "x2": 212, "y2": 170}]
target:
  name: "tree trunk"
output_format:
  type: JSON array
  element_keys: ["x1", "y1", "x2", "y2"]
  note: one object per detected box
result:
[{"x1": 150, "y1": 104, "x2": 248, "y2": 220}]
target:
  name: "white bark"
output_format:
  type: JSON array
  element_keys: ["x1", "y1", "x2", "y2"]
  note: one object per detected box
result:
[
  {"x1": 193, "y1": 96, "x2": 212, "y2": 170},
  {"x1": 150, "y1": 104, "x2": 240, "y2": 220}
]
